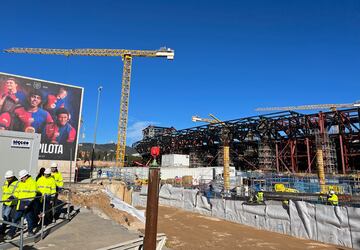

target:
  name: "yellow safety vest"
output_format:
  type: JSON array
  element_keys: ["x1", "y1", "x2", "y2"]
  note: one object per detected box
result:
[
  {"x1": 37, "y1": 176, "x2": 56, "y2": 196},
  {"x1": 14, "y1": 177, "x2": 37, "y2": 210},
  {"x1": 2, "y1": 180, "x2": 18, "y2": 206},
  {"x1": 328, "y1": 194, "x2": 339, "y2": 206},
  {"x1": 256, "y1": 191, "x2": 264, "y2": 202},
  {"x1": 52, "y1": 172, "x2": 63, "y2": 188}
]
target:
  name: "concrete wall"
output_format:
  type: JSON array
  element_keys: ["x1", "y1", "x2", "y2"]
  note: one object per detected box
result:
[
  {"x1": 132, "y1": 184, "x2": 360, "y2": 249},
  {"x1": 118, "y1": 166, "x2": 236, "y2": 182}
]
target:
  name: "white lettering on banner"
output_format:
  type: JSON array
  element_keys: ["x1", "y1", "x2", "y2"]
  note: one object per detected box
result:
[
  {"x1": 39, "y1": 144, "x2": 64, "y2": 154},
  {"x1": 11, "y1": 139, "x2": 31, "y2": 148}
]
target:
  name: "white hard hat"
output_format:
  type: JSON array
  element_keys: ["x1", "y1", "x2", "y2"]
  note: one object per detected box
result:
[
  {"x1": 44, "y1": 168, "x2": 51, "y2": 175},
  {"x1": 330, "y1": 190, "x2": 335, "y2": 194},
  {"x1": 5, "y1": 170, "x2": 14, "y2": 178},
  {"x1": 50, "y1": 162, "x2": 58, "y2": 168},
  {"x1": 19, "y1": 169, "x2": 29, "y2": 179}
]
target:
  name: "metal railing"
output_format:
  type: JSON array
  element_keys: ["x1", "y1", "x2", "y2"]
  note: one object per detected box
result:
[{"x1": 0, "y1": 188, "x2": 72, "y2": 249}]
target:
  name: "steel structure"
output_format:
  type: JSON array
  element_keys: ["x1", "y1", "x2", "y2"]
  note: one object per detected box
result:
[
  {"x1": 134, "y1": 108, "x2": 360, "y2": 174},
  {"x1": 5, "y1": 47, "x2": 174, "y2": 167}
]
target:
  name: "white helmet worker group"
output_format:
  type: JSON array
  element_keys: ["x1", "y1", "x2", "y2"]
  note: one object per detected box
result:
[
  {"x1": 4, "y1": 169, "x2": 28, "y2": 179},
  {"x1": 1, "y1": 162, "x2": 63, "y2": 240},
  {"x1": 4, "y1": 161, "x2": 60, "y2": 181}
]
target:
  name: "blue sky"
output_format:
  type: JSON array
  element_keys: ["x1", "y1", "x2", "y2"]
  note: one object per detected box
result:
[{"x1": 0, "y1": 1, "x2": 359, "y2": 145}]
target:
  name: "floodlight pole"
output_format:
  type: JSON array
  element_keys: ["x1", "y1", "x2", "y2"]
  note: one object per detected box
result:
[{"x1": 90, "y1": 85, "x2": 103, "y2": 178}]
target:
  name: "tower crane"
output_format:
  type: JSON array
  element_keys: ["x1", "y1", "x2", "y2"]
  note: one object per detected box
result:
[
  {"x1": 4, "y1": 47, "x2": 174, "y2": 167},
  {"x1": 192, "y1": 114, "x2": 231, "y2": 196},
  {"x1": 192, "y1": 114, "x2": 225, "y2": 124},
  {"x1": 256, "y1": 100, "x2": 360, "y2": 112}
]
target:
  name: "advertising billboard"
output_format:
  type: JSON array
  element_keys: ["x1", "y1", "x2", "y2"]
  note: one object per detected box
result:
[{"x1": 0, "y1": 72, "x2": 83, "y2": 161}]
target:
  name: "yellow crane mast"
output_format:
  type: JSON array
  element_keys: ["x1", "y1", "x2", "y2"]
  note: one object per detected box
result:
[
  {"x1": 5, "y1": 47, "x2": 175, "y2": 167},
  {"x1": 192, "y1": 114, "x2": 231, "y2": 196}
]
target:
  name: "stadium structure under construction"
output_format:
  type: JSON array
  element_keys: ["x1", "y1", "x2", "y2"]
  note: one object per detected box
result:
[{"x1": 133, "y1": 108, "x2": 360, "y2": 175}]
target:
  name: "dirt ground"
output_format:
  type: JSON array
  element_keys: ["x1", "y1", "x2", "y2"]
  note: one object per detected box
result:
[
  {"x1": 154, "y1": 206, "x2": 350, "y2": 250},
  {"x1": 69, "y1": 189, "x2": 144, "y2": 231},
  {"x1": 68, "y1": 186, "x2": 349, "y2": 250}
]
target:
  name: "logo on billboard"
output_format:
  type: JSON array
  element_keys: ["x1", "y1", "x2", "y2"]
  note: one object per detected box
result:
[
  {"x1": 11, "y1": 139, "x2": 31, "y2": 149},
  {"x1": 33, "y1": 82, "x2": 42, "y2": 89}
]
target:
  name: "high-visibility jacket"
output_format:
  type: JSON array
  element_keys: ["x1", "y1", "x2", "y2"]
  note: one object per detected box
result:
[
  {"x1": 328, "y1": 194, "x2": 339, "y2": 206},
  {"x1": 2, "y1": 180, "x2": 19, "y2": 206},
  {"x1": 14, "y1": 177, "x2": 37, "y2": 210},
  {"x1": 52, "y1": 172, "x2": 63, "y2": 188},
  {"x1": 256, "y1": 191, "x2": 264, "y2": 203},
  {"x1": 37, "y1": 176, "x2": 56, "y2": 196}
]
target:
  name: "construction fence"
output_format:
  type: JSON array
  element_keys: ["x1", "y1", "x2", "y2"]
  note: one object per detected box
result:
[{"x1": 132, "y1": 184, "x2": 360, "y2": 249}]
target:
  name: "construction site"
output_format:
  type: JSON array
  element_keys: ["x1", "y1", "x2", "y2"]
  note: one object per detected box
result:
[
  {"x1": 0, "y1": 2, "x2": 360, "y2": 249},
  {"x1": 1, "y1": 49, "x2": 360, "y2": 249}
]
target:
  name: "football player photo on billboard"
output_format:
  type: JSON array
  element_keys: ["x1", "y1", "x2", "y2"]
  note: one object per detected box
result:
[{"x1": 0, "y1": 72, "x2": 83, "y2": 161}]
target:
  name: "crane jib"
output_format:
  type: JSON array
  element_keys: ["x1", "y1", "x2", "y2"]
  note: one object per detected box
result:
[
  {"x1": 4, "y1": 48, "x2": 174, "y2": 59},
  {"x1": 4, "y1": 46, "x2": 175, "y2": 167}
]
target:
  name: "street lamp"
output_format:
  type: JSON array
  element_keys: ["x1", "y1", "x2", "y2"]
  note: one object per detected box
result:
[{"x1": 91, "y1": 85, "x2": 103, "y2": 178}]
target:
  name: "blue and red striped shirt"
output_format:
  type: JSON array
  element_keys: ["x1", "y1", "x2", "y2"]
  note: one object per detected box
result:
[{"x1": 14, "y1": 107, "x2": 53, "y2": 133}]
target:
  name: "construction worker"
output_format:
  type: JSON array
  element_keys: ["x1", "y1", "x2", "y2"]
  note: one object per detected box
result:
[
  {"x1": 0, "y1": 171, "x2": 18, "y2": 234},
  {"x1": 5, "y1": 170, "x2": 38, "y2": 239},
  {"x1": 37, "y1": 168, "x2": 57, "y2": 225},
  {"x1": 327, "y1": 190, "x2": 339, "y2": 206},
  {"x1": 51, "y1": 162, "x2": 63, "y2": 221},
  {"x1": 51, "y1": 162, "x2": 63, "y2": 190},
  {"x1": 255, "y1": 188, "x2": 264, "y2": 203}
]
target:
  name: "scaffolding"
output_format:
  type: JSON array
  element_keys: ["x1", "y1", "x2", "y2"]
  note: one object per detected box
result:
[
  {"x1": 189, "y1": 150, "x2": 204, "y2": 168},
  {"x1": 258, "y1": 141, "x2": 275, "y2": 171},
  {"x1": 315, "y1": 130, "x2": 338, "y2": 174}
]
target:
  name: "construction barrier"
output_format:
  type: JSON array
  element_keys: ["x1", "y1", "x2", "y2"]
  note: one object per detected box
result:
[
  {"x1": 265, "y1": 201, "x2": 290, "y2": 234},
  {"x1": 132, "y1": 184, "x2": 360, "y2": 249}
]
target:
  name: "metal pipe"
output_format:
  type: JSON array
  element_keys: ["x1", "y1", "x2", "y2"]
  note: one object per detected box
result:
[
  {"x1": 67, "y1": 191, "x2": 70, "y2": 220},
  {"x1": 19, "y1": 216, "x2": 24, "y2": 250},
  {"x1": 290, "y1": 140, "x2": 296, "y2": 173},
  {"x1": 344, "y1": 143, "x2": 349, "y2": 172},
  {"x1": 275, "y1": 143, "x2": 279, "y2": 173},
  {"x1": 339, "y1": 134, "x2": 346, "y2": 174},
  {"x1": 319, "y1": 112, "x2": 325, "y2": 134},
  {"x1": 41, "y1": 195, "x2": 46, "y2": 240},
  {"x1": 223, "y1": 146, "x2": 230, "y2": 193},
  {"x1": 70, "y1": 148, "x2": 73, "y2": 185},
  {"x1": 144, "y1": 160, "x2": 160, "y2": 250},
  {"x1": 52, "y1": 196, "x2": 56, "y2": 223},
  {"x1": 91, "y1": 85, "x2": 103, "y2": 178},
  {"x1": 306, "y1": 138, "x2": 312, "y2": 173}
]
